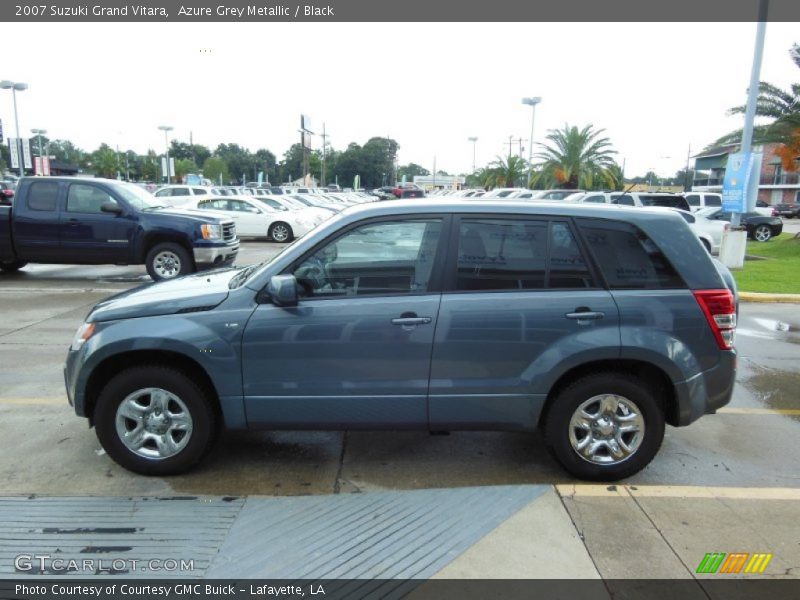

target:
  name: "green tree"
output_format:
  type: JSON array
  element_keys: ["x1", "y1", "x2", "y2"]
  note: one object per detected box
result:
[
  {"x1": 480, "y1": 155, "x2": 528, "y2": 188},
  {"x1": 89, "y1": 144, "x2": 120, "y2": 178},
  {"x1": 397, "y1": 163, "x2": 430, "y2": 181},
  {"x1": 717, "y1": 43, "x2": 800, "y2": 170},
  {"x1": 47, "y1": 139, "x2": 84, "y2": 164},
  {"x1": 140, "y1": 150, "x2": 160, "y2": 182},
  {"x1": 175, "y1": 158, "x2": 198, "y2": 181},
  {"x1": 214, "y1": 143, "x2": 255, "y2": 184},
  {"x1": 533, "y1": 124, "x2": 618, "y2": 189},
  {"x1": 170, "y1": 141, "x2": 212, "y2": 168},
  {"x1": 202, "y1": 156, "x2": 230, "y2": 185}
]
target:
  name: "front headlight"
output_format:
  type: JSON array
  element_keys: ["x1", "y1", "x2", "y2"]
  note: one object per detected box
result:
[
  {"x1": 70, "y1": 322, "x2": 96, "y2": 351},
  {"x1": 201, "y1": 224, "x2": 223, "y2": 240}
]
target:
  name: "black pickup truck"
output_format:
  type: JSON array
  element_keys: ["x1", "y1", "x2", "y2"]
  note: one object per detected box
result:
[{"x1": 0, "y1": 177, "x2": 239, "y2": 281}]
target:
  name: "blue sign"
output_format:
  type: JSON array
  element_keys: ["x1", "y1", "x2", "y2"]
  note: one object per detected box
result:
[{"x1": 722, "y1": 152, "x2": 762, "y2": 213}]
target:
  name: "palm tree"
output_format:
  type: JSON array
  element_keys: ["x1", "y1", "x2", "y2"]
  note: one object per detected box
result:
[
  {"x1": 716, "y1": 43, "x2": 800, "y2": 170},
  {"x1": 480, "y1": 155, "x2": 528, "y2": 189},
  {"x1": 532, "y1": 124, "x2": 619, "y2": 189}
]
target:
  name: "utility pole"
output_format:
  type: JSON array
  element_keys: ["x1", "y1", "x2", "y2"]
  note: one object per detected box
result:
[
  {"x1": 515, "y1": 138, "x2": 528, "y2": 158},
  {"x1": 507, "y1": 135, "x2": 514, "y2": 159},
  {"x1": 684, "y1": 144, "x2": 692, "y2": 191},
  {"x1": 320, "y1": 123, "x2": 328, "y2": 187}
]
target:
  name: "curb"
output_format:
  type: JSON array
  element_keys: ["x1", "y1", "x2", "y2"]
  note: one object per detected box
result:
[{"x1": 739, "y1": 291, "x2": 800, "y2": 303}]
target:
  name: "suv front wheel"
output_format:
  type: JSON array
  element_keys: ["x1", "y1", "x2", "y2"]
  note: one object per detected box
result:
[
  {"x1": 544, "y1": 372, "x2": 665, "y2": 481},
  {"x1": 94, "y1": 366, "x2": 217, "y2": 475}
]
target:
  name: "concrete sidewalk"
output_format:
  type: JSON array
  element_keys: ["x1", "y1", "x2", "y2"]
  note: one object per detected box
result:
[{"x1": 1, "y1": 484, "x2": 798, "y2": 582}]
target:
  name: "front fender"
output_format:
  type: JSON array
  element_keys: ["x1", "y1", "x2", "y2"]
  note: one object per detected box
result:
[{"x1": 68, "y1": 310, "x2": 249, "y2": 426}]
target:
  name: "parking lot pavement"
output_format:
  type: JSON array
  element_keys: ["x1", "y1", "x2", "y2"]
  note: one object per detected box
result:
[{"x1": 1, "y1": 256, "x2": 799, "y2": 582}]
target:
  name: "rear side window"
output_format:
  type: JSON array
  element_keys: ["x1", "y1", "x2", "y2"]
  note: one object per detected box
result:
[
  {"x1": 614, "y1": 195, "x2": 635, "y2": 206},
  {"x1": 577, "y1": 220, "x2": 685, "y2": 289},
  {"x1": 705, "y1": 194, "x2": 722, "y2": 207},
  {"x1": 27, "y1": 181, "x2": 59, "y2": 211},
  {"x1": 455, "y1": 219, "x2": 595, "y2": 291},
  {"x1": 686, "y1": 194, "x2": 701, "y2": 206},
  {"x1": 640, "y1": 195, "x2": 688, "y2": 209}
]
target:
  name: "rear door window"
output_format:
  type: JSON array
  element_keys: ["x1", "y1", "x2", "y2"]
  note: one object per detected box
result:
[
  {"x1": 577, "y1": 219, "x2": 685, "y2": 289},
  {"x1": 454, "y1": 219, "x2": 595, "y2": 291},
  {"x1": 686, "y1": 194, "x2": 701, "y2": 207},
  {"x1": 705, "y1": 194, "x2": 722, "y2": 207},
  {"x1": 27, "y1": 181, "x2": 60, "y2": 212}
]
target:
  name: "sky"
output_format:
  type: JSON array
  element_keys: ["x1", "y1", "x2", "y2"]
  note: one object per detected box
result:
[{"x1": 2, "y1": 22, "x2": 798, "y2": 179}]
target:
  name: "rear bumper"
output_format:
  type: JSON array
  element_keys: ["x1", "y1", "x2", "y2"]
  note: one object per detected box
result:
[
  {"x1": 673, "y1": 351, "x2": 736, "y2": 426},
  {"x1": 193, "y1": 241, "x2": 239, "y2": 269}
]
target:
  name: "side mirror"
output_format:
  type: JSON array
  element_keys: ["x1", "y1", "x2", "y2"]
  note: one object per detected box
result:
[
  {"x1": 266, "y1": 274, "x2": 298, "y2": 307},
  {"x1": 101, "y1": 201, "x2": 123, "y2": 215}
]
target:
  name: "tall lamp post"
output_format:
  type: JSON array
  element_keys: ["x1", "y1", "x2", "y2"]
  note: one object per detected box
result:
[
  {"x1": 158, "y1": 125, "x2": 173, "y2": 183},
  {"x1": 0, "y1": 80, "x2": 29, "y2": 179},
  {"x1": 522, "y1": 96, "x2": 542, "y2": 187},
  {"x1": 31, "y1": 128, "x2": 47, "y2": 175},
  {"x1": 467, "y1": 137, "x2": 478, "y2": 174}
]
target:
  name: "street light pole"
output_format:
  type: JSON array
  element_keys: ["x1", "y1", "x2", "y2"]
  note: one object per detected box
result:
[
  {"x1": 468, "y1": 137, "x2": 478, "y2": 173},
  {"x1": 1, "y1": 80, "x2": 29, "y2": 179},
  {"x1": 522, "y1": 96, "x2": 542, "y2": 187},
  {"x1": 31, "y1": 128, "x2": 46, "y2": 175},
  {"x1": 158, "y1": 125, "x2": 173, "y2": 184}
]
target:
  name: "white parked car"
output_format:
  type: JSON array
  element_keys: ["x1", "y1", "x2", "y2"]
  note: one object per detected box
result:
[
  {"x1": 184, "y1": 196, "x2": 317, "y2": 243},
  {"x1": 257, "y1": 195, "x2": 331, "y2": 226}
]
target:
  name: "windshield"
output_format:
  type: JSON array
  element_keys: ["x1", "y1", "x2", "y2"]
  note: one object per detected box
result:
[
  {"x1": 696, "y1": 207, "x2": 719, "y2": 218},
  {"x1": 110, "y1": 181, "x2": 165, "y2": 210}
]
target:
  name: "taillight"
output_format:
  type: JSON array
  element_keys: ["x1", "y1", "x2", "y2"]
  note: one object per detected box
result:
[{"x1": 693, "y1": 289, "x2": 736, "y2": 349}]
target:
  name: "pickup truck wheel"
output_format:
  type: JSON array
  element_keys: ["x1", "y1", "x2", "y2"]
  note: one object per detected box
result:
[
  {"x1": 146, "y1": 242, "x2": 191, "y2": 281},
  {"x1": 543, "y1": 373, "x2": 665, "y2": 481},
  {"x1": 94, "y1": 366, "x2": 217, "y2": 475},
  {"x1": 269, "y1": 222, "x2": 293, "y2": 243},
  {"x1": 0, "y1": 260, "x2": 27, "y2": 273}
]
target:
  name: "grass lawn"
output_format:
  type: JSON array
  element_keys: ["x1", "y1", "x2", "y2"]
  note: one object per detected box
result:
[{"x1": 733, "y1": 232, "x2": 800, "y2": 293}]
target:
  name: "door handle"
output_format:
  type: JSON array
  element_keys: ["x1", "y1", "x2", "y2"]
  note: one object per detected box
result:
[
  {"x1": 391, "y1": 317, "x2": 432, "y2": 326},
  {"x1": 565, "y1": 311, "x2": 605, "y2": 321}
]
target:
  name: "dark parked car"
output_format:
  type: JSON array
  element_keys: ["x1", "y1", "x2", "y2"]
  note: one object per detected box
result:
[
  {"x1": 697, "y1": 208, "x2": 783, "y2": 242},
  {"x1": 0, "y1": 182, "x2": 14, "y2": 205},
  {"x1": 65, "y1": 201, "x2": 737, "y2": 481},
  {"x1": 1, "y1": 177, "x2": 239, "y2": 279},
  {"x1": 774, "y1": 203, "x2": 800, "y2": 219}
]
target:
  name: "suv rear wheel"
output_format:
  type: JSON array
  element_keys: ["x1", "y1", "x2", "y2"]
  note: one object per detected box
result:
[
  {"x1": 544, "y1": 372, "x2": 665, "y2": 481},
  {"x1": 94, "y1": 366, "x2": 217, "y2": 475}
]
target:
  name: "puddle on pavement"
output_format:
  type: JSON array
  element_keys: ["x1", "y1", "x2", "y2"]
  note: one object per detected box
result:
[
  {"x1": 746, "y1": 318, "x2": 800, "y2": 345},
  {"x1": 743, "y1": 366, "x2": 800, "y2": 419}
]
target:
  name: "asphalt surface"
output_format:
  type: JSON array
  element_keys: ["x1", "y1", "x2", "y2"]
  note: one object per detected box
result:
[{"x1": 0, "y1": 239, "x2": 798, "y2": 496}]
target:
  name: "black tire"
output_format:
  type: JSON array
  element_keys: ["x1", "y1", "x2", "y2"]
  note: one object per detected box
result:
[
  {"x1": 94, "y1": 365, "x2": 217, "y2": 476},
  {"x1": 269, "y1": 222, "x2": 294, "y2": 243},
  {"x1": 0, "y1": 260, "x2": 27, "y2": 273},
  {"x1": 752, "y1": 224, "x2": 773, "y2": 242},
  {"x1": 145, "y1": 242, "x2": 192, "y2": 281},
  {"x1": 543, "y1": 372, "x2": 665, "y2": 481}
]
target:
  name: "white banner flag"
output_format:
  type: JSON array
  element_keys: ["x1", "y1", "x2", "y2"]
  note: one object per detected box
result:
[
  {"x1": 21, "y1": 138, "x2": 32, "y2": 169},
  {"x1": 8, "y1": 139, "x2": 19, "y2": 169}
]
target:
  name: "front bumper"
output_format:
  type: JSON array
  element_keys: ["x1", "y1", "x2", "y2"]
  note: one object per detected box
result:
[{"x1": 194, "y1": 241, "x2": 239, "y2": 268}]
